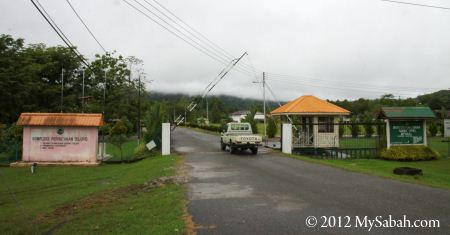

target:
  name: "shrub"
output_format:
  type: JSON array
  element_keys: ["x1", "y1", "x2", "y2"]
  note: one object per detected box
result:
[
  {"x1": 428, "y1": 122, "x2": 438, "y2": 137},
  {"x1": 379, "y1": 146, "x2": 439, "y2": 161},
  {"x1": 133, "y1": 142, "x2": 148, "y2": 157},
  {"x1": 109, "y1": 121, "x2": 128, "y2": 161},
  {"x1": 267, "y1": 118, "x2": 277, "y2": 138}
]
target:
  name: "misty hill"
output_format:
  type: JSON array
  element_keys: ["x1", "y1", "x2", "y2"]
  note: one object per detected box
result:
[{"x1": 148, "y1": 89, "x2": 450, "y2": 118}]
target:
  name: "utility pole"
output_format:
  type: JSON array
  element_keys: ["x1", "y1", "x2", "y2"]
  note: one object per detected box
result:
[
  {"x1": 101, "y1": 70, "x2": 107, "y2": 162},
  {"x1": 82, "y1": 69, "x2": 85, "y2": 113},
  {"x1": 103, "y1": 70, "x2": 107, "y2": 115},
  {"x1": 263, "y1": 72, "x2": 267, "y2": 144},
  {"x1": 253, "y1": 72, "x2": 267, "y2": 144},
  {"x1": 60, "y1": 68, "x2": 64, "y2": 113},
  {"x1": 206, "y1": 94, "x2": 209, "y2": 125},
  {"x1": 137, "y1": 74, "x2": 141, "y2": 145}
]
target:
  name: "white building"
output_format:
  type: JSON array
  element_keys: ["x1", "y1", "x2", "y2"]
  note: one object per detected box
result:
[{"x1": 230, "y1": 110, "x2": 265, "y2": 122}]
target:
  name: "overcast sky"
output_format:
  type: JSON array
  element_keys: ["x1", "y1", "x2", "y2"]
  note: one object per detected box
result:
[{"x1": 1, "y1": 0, "x2": 449, "y2": 101}]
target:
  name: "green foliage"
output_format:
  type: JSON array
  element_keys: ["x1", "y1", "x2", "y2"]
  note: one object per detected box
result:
[
  {"x1": 0, "y1": 34, "x2": 145, "y2": 128},
  {"x1": 242, "y1": 110, "x2": 258, "y2": 134},
  {"x1": 428, "y1": 122, "x2": 438, "y2": 137},
  {"x1": 267, "y1": 118, "x2": 277, "y2": 138},
  {"x1": 120, "y1": 116, "x2": 134, "y2": 135},
  {"x1": 363, "y1": 116, "x2": 374, "y2": 137},
  {"x1": 219, "y1": 117, "x2": 232, "y2": 132},
  {"x1": 144, "y1": 103, "x2": 170, "y2": 149},
  {"x1": 109, "y1": 120, "x2": 128, "y2": 161},
  {"x1": 438, "y1": 123, "x2": 444, "y2": 136},
  {"x1": 133, "y1": 142, "x2": 148, "y2": 157},
  {"x1": 349, "y1": 116, "x2": 360, "y2": 137},
  {"x1": 183, "y1": 122, "x2": 222, "y2": 132},
  {"x1": 380, "y1": 146, "x2": 439, "y2": 161}
]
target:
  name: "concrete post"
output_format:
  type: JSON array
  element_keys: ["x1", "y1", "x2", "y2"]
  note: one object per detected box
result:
[
  {"x1": 386, "y1": 119, "x2": 391, "y2": 149},
  {"x1": 162, "y1": 123, "x2": 171, "y2": 155},
  {"x1": 282, "y1": 123, "x2": 292, "y2": 154}
]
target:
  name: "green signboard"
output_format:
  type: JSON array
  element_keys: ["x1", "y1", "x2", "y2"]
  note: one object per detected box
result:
[{"x1": 390, "y1": 120, "x2": 424, "y2": 145}]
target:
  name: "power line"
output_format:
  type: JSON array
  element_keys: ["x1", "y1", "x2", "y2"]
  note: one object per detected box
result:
[
  {"x1": 265, "y1": 72, "x2": 441, "y2": 92},
  {"x1": 65, "y1": 0, "x2": 108, "y2": 53},
  {"x1": 149, "y1": 0, "x2": 259, "y2": 72},
  {"x1": 266, "y1": 78, "x2": 421, "y2": 97},
  {"x1": 126, "y1": 0, "x2": 256, "y2": 75},
  {"x1": 380, "y1": 0, "x2": 450, "y2": 10},
  {"x1": 30, "y1": 0, "x2": 89, "y2": 67},
  {"x1": 122, "y1": 0, "x2": 253, "y2": 77}
]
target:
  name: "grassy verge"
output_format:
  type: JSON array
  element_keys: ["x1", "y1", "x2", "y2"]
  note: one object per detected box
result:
[
  {"x1": 277, "y1": 153, "x2": 450, "y2": 190},
  {"x1": 0, "y1": 155, "x2": 185, "y2": 234}
]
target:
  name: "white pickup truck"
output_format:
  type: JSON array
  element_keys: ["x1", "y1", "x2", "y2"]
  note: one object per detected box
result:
[{"x1": 220, "y1": 122, "x2": 262, "y2": 154}]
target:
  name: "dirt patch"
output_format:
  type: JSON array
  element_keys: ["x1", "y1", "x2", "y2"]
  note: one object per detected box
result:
[{"x1": 34, "y1": 176, "x2": 177, "y2": 233}]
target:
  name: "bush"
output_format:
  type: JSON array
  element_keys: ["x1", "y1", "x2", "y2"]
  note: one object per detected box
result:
[
  {"x1": 267, "y1": 118, "x2": 277, "y2": 138},
  {"x1": 428, "y1": 122, "x2": 438, "y2": 137},
  {"x1": 379, "y1": 146, "x2": 439, "y2": 161},
  {"x1": 133, "y1": 142, "x2": 148, "y2": 157}
]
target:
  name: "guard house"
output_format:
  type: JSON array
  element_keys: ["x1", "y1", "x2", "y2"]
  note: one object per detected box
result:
[
  {"x1": 17, "y1": 113, "x2": 103, "y2": 165},
  {"x1": 377, "y1": 107, "x2": 435, "y2": 148},
  {"x1": 271, "y1": 95, "x2": 350, "y2": 148}
]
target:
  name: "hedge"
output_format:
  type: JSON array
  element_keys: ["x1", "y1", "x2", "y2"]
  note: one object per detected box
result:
[
  {"x1": 181, "y1": 123, "x2": 222, "y2": 133},
  {"x1": 379, "y1": 146, "x2": 439, "y2": 161}
]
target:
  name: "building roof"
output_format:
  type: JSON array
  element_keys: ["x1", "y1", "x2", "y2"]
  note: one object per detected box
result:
[
  {"x1": 230, "y1": 111, "x2": 264, "y2": 116},
  {"x1": 17, "y1": 113, "x2": 104, "y2": 127},
  {"x1": 377, "y1": 107, "x2": 435, "y2": 119},
  {"x1": 271, "y1": 95, "x2": 350, "y2": 116},
  {"x1": 231, "y1": 110, "x2": 249, "y2": 116}
]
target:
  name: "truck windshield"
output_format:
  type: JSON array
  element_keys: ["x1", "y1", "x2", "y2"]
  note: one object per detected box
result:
[{"x1": 230, "y1": 124, "x2": 249, "y2": 131}]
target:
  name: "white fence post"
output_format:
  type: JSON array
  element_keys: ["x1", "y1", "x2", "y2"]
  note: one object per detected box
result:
[
  {"x1": 162, "y1": 123, "x2": 171, "y2": 155},
  {"x1": 282, "y1": 123, "x2": 292, "y2": 154}
]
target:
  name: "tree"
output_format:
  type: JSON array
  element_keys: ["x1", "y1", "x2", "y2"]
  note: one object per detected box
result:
[
  {"x1": 144, "y1": 102, "x2": 170, "y2": 149},
  {"x1": 109, "y1": 120, "x2": 128, "y2": 161},
  {"x1": 242, "y1": 109, "x2": 258, "y2": 134},
  {"x1": 363, "y1": 116, "x2": 375, "y2": 137},
  {"x1": 349, "y1": 116, "x2": 360, "y2": 138},
  {"x1": 267, "y1": 117, "x2": 277, "y2": 138},
  {"x1": 428, "y1": 122, "x2": 438, "y2": 137}
]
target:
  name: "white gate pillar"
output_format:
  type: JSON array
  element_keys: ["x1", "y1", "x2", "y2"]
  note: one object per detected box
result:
[
  {"x1": 162, "y1": 123, "x2": 171, "y2": 155},
  {"x1": 282, "y1": 123, "x2": 292, "y2": 154}
]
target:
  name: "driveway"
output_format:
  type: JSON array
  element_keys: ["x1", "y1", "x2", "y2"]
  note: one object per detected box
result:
[{"x1": 172, "y1": 127, "x2": 450, "y2": 234}]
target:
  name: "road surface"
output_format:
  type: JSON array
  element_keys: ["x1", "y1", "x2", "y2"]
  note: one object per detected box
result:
[{"x1": 172, "y1": 127, "x2": 450, "y2": 234}]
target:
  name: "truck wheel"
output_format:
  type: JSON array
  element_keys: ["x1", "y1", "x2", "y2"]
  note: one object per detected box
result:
[
  {"x1": 221, "y1": 141, "x2": 226, "y2": 151},
  {"x1": 251, "y1": 147, "x2": 258, "y2": 155},
  {"x1": 229, "y1": 142, "x2": 236, "y2": 154}
]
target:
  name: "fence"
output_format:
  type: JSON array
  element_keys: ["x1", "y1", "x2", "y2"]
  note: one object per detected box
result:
[
  {"x1": 0, "y1": 140, "x2": 21, "y2": 165},
  {"x1": 289, "y1": 122, "x2": 386, "y2": 159}
]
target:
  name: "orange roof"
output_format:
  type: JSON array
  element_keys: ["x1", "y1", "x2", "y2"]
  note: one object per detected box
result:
[
  {"x1": 17, "y1": 113, "x2": 104, "y2": 127},
  {"x1": 271, "y1": 95, "x2": 350, "y2": 116}
]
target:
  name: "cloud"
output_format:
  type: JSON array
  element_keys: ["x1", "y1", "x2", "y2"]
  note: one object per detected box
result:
[{"x1": 1, "y1": 0, "x2": 449, "y2": 101}]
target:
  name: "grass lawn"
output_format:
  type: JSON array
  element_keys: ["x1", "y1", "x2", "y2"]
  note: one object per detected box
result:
[
  {"x1": 428, "y1": 137, "x2": 450, "y2": 157},
  {"x1": 281, "y1": 153, "x2": 450, "y2": 190},
  {"x1": 105, "y1": 139, "x2": 139, "y2": 161},
  {"x1": 0, "y1": 155, "x2": 186, "y2": 234}
]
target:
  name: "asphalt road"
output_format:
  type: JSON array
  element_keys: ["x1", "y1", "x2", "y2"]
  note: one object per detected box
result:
[{"x1": 172, "y1": 127, "x2": 450, "y2": 235}]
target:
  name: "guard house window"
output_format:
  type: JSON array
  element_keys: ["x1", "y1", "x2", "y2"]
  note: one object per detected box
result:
[{"x1": 318, "y1": 116, "x2": 334, "y2": 133}]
